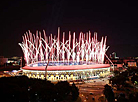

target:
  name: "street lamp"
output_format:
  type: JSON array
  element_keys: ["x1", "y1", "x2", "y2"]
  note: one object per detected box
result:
[
  {"x1": 20, "y1": 57, "x2": 22, "y2": 68},
  {"x1": 45, "y1": 52, "x2": 52, "y2": 81}
]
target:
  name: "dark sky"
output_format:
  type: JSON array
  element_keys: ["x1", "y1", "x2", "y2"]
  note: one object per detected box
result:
[{"x1": 1, "y1": 0, "x2": 138, "y2": 58}]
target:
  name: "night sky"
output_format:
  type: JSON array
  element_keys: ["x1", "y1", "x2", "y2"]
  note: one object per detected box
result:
[{"x1": 1, "y1": 0, "x2": 138, "y2": 58}]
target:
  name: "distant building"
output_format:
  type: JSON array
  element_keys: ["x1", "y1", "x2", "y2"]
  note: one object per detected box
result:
[
  {"x1": 127, "y1": 62, "x2": 137, "y2": 67},
  {"x1": 0, "y1": 56, "x2": 8, "y2": 66},
  {"x1": 110, "y1": 52, "x2": 119, "y2": 59},
  {"x1": 106, "y1": 53, "x2": 138, "y2": 70},
  {"x1": 0, "y1": 56, "x2": 21, "y2": 69},
  {"x1": 7, "y1": 56, "x2": 21, "y2": 66}
]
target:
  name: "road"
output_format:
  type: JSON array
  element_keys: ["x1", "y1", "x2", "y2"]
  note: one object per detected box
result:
[{"x1": 75, "y1": 78, "x2": 109, "y2": 102}]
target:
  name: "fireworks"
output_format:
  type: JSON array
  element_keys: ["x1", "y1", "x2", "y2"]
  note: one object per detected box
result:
[{"x1": 19, "y1": 28, "x2": 108, "y2": 65}]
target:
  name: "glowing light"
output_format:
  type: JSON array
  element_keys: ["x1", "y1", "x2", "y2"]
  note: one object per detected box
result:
[{"x1": 19, "y1": 28, "x2": 108, "y2": 65}]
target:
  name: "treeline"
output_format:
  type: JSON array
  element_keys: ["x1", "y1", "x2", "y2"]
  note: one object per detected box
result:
[
  {"x1": 108, "y1": 68, "x2": 138, "y2": 102},
  {"x1": 0, "y1": 76, "x2": 79, "y2": 102}
]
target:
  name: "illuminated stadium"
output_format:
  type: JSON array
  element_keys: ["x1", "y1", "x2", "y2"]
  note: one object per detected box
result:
[{"x1": 19, "y1": 28, "x2": 110, "y2": 81}]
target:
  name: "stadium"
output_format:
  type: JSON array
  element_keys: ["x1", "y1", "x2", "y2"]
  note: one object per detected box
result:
[{"x1": 19, "y1": 28, "x2": 110, "y2": 81}]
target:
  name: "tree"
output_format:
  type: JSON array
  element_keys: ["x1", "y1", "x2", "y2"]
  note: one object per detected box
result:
[
  {"x1": 71, "y1": 82, "x2": 79, "y2": 101},
  {"x1": 103, "y1": 84, "x2": 114, "y2": 102},
  {"x1": 113, "y1": 70, "x2": 120, "y2": 76},
  {"x1": 117, "y1": 93, "x2": 128, "y2": 102},
  {"x1": 131, "y1": 75, "x2": 138, "y2": 84},
  {"x1": 0, "y1": 76, "x2": 74, "y2": 102}
]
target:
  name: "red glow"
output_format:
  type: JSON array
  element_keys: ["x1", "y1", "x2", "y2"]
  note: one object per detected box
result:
[{"x1": 22, "y1": 64, "x2": 110, "y2": 71}]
